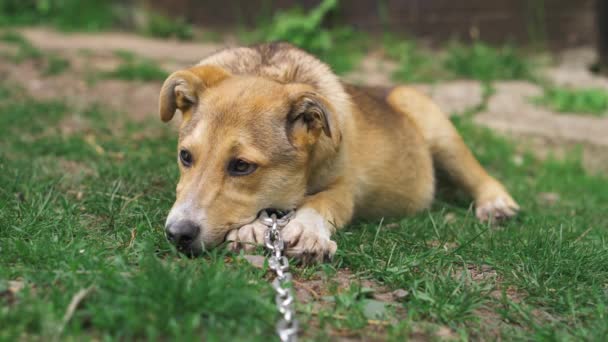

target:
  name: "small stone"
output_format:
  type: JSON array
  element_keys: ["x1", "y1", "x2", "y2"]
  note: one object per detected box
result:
[
  {"x1": 481, "y1": 264, "x2": 493, "y2": 272},
  {"x1": 373, "y1": 288, "x2": 410, "y2": 302},
  {"x1": 391, "y1": 289, "x2": 409, "y2": 300},
  {"x1": 295, "y1": 287, "x2": 313, "y2": 303},
  {"x1": 242, "y1": 254, "x2": 266, "y2": 269}
]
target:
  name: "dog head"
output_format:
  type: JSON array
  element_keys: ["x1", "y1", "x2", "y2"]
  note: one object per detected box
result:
[{"x1": 159, "y1": 65, "x2": 340, "y2": 255}]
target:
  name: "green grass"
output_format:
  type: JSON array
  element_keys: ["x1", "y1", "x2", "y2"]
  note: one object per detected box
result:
[
  {"x1": 386, "y1": 38, "x2": 534, "y2": 83},
  {"x1": 444, "y1": 42, "x2": 533, "y2": 82},
  {"x1": 533, "y1": 87, "x2": 608, "y2": 116},
  {"x1": 246, "y1": 0, "x2": 366, "y2": 75},
  {"x1": 383, "y1": 35, "x2": 450, "y2": 83},
  {"x1": 0, "y1": 0, "x2": 117, "y2": 32},
  {"x1": 1, "y1": 71, "x2": 607, "y2": 340},
  {"x1": 0, "y1": 1, "x2": 194, "y2": 41},
  {"x1": 43, "y1": 54, "x2": 70, "y2": 76},
  {"x1": 104, "y1": 51, "x2": 168, "y2": 82},
  {"x1": 140, "y1": 12, "x2": 194, "y2": 41}
]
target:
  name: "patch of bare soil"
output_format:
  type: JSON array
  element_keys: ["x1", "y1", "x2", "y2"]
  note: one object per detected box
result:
[
  {"x1": 454, "y1": 263, "x2": 563, "y2": 339},
  {"x1": 515, "y1": 133, "x2": 608, "y2": 174},
  {"x1": 343, "y1": 53, "x2": 398, "y2": 86},
  {"x1": 463, "y1": 264, "x2": 523, "y2": 303},
  {"x1": 294, "y1": 268, "x2": 393, "y2": 304},
  {"x1": 448, "y1": 264, "x2": 524, "y2": 338},
  {"x1": 477, "y1": 82, "x2": 608, "y2": 146},
  {"x1": 241, "y1": 255, "x2": 461, "y2": 341},
  {"x1": 543, "y1": 47, "x2": 608, "y2": 90},
  {"x1": 295, "y1": 269, "x2": 399, "y2": 341},
  {"x1": 413, "y1": 81, "x2": 484, "y2": 115},
  {"x1": 20, "y1": 28, "x2": 221, "y2": 64},
  {"x1": 0, "y1": 57, "x2": 163, "y2": 123},
  {"x1": 240, "y1": 257, "x2": 397, "y2": 305},
  {"x1": 0, "y1": 280, "x2": 25, "y2": 306},
  {"x1": 476, "y1": 81, "x2": 608, "y2": 173}
]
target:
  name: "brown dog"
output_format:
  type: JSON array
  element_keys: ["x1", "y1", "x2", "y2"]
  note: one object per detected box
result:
[{"x1": 159, "y1": 42, "x2": 519, "y2": 261}]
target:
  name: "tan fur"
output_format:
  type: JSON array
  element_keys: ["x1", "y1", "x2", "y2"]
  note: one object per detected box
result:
[{"x1": 159, "y1": 43, "x2": 519, "y2": 260}]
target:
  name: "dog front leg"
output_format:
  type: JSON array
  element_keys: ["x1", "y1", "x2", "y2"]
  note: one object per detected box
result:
[
  {"x1": 281, "y1": 181, "x2": 354, "y2": 263},
  {"x1": 226, "y1": 182, "x2": 353, "y2": 262}
]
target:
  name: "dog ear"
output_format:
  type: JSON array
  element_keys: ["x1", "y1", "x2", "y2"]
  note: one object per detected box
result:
[
  {"x1": 159, "y1": 65, "x2": 230, "y2": 122},
  {"x1": 287, "y1": 92, "x2": 340, "y2": 148}
]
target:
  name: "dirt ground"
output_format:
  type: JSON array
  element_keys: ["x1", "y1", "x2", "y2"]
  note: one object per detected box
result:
[{"x1": 4, "y1": 28, "x2": 608, "y2": 173}]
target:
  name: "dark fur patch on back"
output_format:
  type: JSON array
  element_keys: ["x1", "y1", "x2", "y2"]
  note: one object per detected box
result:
[
  {"x1": 251, "y1": 42, "x2": 294, "y2": 65},
  {"x1": 343, "y1": 84, "x2": 404, "y2": 128},
  {"x1": 202, "y1": 42, "x2": 327, "y2": 90}
]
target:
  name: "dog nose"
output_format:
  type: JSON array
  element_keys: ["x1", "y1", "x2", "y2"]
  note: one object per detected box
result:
[{"x1": 165, "y1": 220, "x2": 200, "y2": 250}]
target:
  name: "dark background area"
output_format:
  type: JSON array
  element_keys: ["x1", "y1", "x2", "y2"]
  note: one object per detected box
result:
[{"x1": 149, "y1": 0, "x2": 596, "y2": 48}]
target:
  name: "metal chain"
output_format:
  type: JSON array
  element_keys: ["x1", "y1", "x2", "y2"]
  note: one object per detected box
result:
[{"x1": 259, "y1": 209, "x2": 298, "y2": 342}]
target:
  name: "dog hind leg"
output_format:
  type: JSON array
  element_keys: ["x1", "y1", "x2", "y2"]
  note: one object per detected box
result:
[{"x1": 386, "y1": 86, "x2": 519, "y2": 221}]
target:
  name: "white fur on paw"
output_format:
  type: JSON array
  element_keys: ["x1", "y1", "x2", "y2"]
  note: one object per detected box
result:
[
  {"x1": 476, "y1": 196, "x2": 520, "y2": 222},
  {"x1": 225, "y1": 220, "x2": 267, "y2": 252},
  {"x1": 281, "y1": 208, "x2": 337, "y2": 263}
]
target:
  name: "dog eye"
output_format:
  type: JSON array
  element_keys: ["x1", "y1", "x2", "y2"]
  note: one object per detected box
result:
[
  {"x1": 179, "y1": 149, "x2": 193, "y2": 167},
  {"x1": 227, "y1": 158, "x2": 257, "y2": 176}
]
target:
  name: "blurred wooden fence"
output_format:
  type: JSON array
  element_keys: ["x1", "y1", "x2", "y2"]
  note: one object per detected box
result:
[{"x1": 149, "y1": 0, "x2": 596, "y2": 48}]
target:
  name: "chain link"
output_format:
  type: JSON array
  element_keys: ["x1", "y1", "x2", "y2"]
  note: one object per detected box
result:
[{"x1": 259, "y1": 209, "x2": 297, "y2": 342}]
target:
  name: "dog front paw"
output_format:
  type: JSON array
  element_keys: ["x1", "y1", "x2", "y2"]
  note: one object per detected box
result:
[
  {"x1": 281, "y1": 208, "x2": 337, "y2": 263},
  {"x1": 225, "y1": 220, "x2": 267, "y2": 252}
]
